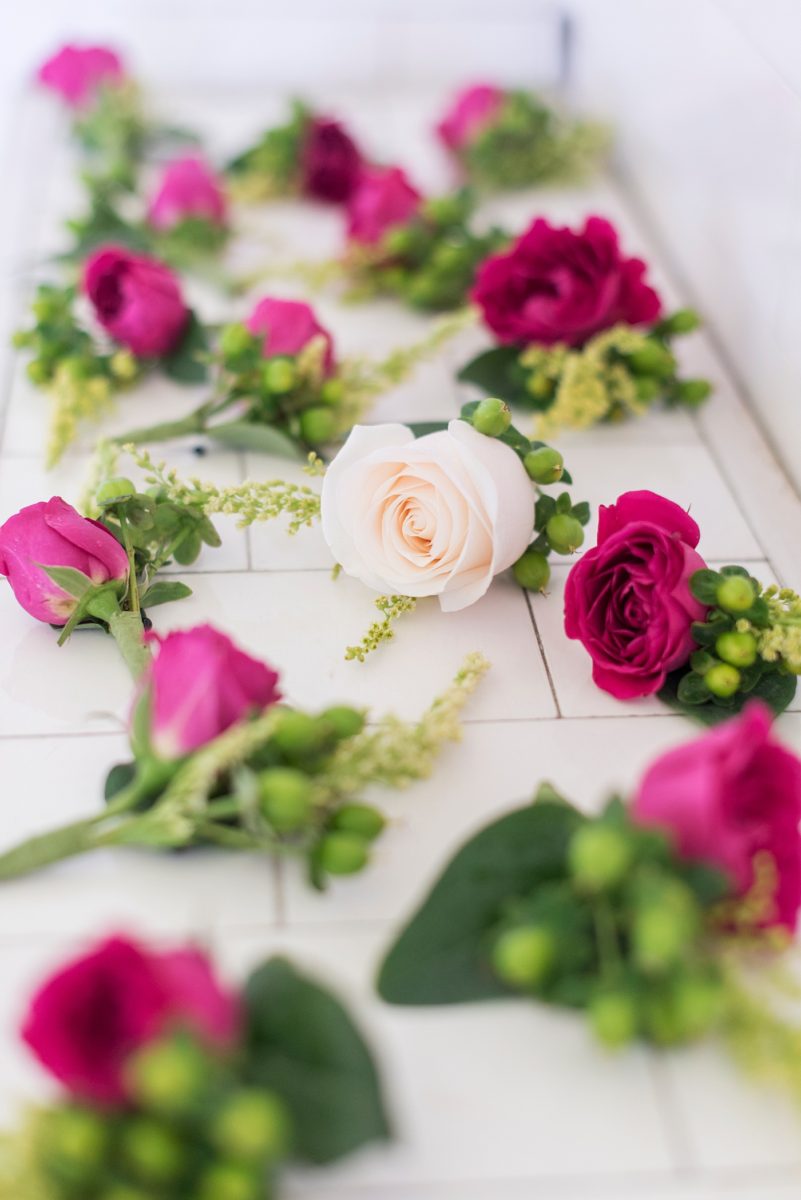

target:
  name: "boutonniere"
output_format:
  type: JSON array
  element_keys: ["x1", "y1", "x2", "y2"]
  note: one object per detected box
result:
[
  {"x1": 0, "y1": 626, "x2": 487, "y2": 883},
  {"x1": 436, "y1": 82, "x2": 608, "y2": 190},
  {"x1": 380, "y1": 703, "x2": 801, "y2": 1107},
  {"x1": 563, "y1": 489, "x2": 799, "y2": 721},
  {"x1": 1, "y1": 934, "x2": 388, "y2": 1196},
  {"x1": 459, "y1": 216, "x2": 711, "y2": 434},
  {"x1": 124, "y1": 400, "x2": 590, "y2": 659}
]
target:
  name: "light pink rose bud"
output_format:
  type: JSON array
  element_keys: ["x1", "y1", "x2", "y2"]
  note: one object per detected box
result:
[
  {"x1": 147, "y1": 156, "x2": 228, "y2": 231},
  {"x1": 436, "y1": 83, "x2": 505, "y2": 150},
  {"x1": 346, "y1": 166, "x2": 422, "y2": 246},
  {"x1": 0, "y1": 497, "x2": 129, "y2": 625},
  {"x1": 82, "y1": 245, "x2": 190, "y2": 358},
  {"x1": 38, "y1": 43, "x2": 125, "y2": 109},
  {"x1": 246, "y1": 296, "x2": 336, "y2": 374},
  {"x1": 137, "y1": 624, "x2": 282, "y2": 758}
]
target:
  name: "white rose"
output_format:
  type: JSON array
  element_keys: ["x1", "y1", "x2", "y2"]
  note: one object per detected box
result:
[{"x1": 320, "y1": 419, "x2": 535, "y2": 612}]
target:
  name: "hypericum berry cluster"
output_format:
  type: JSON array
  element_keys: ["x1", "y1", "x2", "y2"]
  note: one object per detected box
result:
[{"x1": 33, "y1": 1032, "x2": 291, "y2": 1200}]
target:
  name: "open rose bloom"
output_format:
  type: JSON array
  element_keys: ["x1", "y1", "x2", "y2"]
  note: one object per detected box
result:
[
  {"x1": 147, "y1": 155, "x2": 228, "y2": 231},
  {"x1": 83, "y1": 245, "x2": 189, "y2": 358},
  {"x1": 301, "y1": 116, "x2": 363, "y2": 203},
  {"x1": 321, "y1": 421, "x2": 535, "y2": 611},
  {"x1": 346, "y1": 166, "x2": 423, "y2": 247},
  {"x1": 38, "y1": 43, "x2": 124, "y2": 108}
]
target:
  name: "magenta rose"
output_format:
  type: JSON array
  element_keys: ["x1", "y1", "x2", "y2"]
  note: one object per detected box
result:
[
  {"x1": 346, "y1": 166, "x2": 423, "y2": 247},
  {"x1": 0, "y1": 497, "x2": 129, "y2": 625},
  {"x1": 246, "y1": 296, "x2": 336, "y2": 375},
  {"x1": 436, "y1": 83, "x2": 505, "y2": 151},
  {"x1": 472, "y1": 216, "x2": 662, "y2": 347},
  {"x1": 137, "y1": 624, "x2": 282, "y2": 758},
  {"x1": 22, "y1": 935, "x2": 239, "y2": 1105},
  {"x1": 564, "y1": 490, "x2": 708, "y2": 699},
  {"x1": 82, "y1": 245, "x2": 189, "y2": 358},
  {"x1": 38, "y1": 44, "x2": 124, "y2": 109},
  {"x1": 301, "y1": 117, "x2": 363, "y2": 204},
  {"x1": 633, "y1": 703, "x2": 801, "y2": 932},
  {"x1": 147, "y1": 155, "x2": 228, "y2": 231}
]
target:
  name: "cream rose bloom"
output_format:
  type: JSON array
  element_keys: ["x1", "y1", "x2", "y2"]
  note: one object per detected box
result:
[{"x1": 320, "y1": 419, "x2": 535, "y2": 612}]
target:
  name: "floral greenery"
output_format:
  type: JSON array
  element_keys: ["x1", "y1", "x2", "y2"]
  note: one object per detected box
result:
[
  {"x1": 225, "y1": 100, "x2": 310, "y2": 201},
  {"x1": 0, "y1": 653, "x2": 488, "y2": 888},
  {"x1": 345, "y1": 595, "x2": 419, "y2": 661},
  {"x1": 458, "y1": 310, "x2": 712, "y2": 436}
]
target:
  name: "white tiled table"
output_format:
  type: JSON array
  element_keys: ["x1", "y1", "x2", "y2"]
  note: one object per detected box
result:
[{"x1": 1, "y1": 88, "x2": 801, "y2": 1200}]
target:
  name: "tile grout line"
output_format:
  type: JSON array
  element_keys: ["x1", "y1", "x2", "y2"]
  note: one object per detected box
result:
[{"x1": 522, "y1": 585, "x2": 562, "y2": 718}]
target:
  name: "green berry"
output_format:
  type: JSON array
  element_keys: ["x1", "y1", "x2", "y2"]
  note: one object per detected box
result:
[
  {"x1": 590, "y1": 990, "x2": 639, "y2": 1048},
  {"x1": 513, "y1": 549, "x2": 551, "y2": 593},
  {"x1": 716, "y1": 575, "x2": 756, "y2": 614},
  {"x1": 119, "y1": 1117, "x2": 185, "y2": 1185},
  {"x1": 319, "y1": 377, "x2": 344, "y2": 406},
  {"x1": 258, "y1": 767, "x2": 314, "y2": 832},
  {"x1": 197, "y1": 1161, "x2": 262, "y2": 1200},
  {"x1": 96, "y1": 477, "x2": 136, "y2": 505},
  {"x1": 263, "y1": 357, "x2": 296, "y2": 394},
  {"x1": 568, "y1": 824, "x2": 633, "y2": 892},
  {"x1": 471, "y1": 397, "x2": 512, "y2": 437},
  {"x1": 674, "y1": 379, "x2": 711, "y2": 407},
  {"x1": 39, "y1": 1106, "x2": 108, "y2": 1184},
  {"x1": 626, "y1": 343, "x2": 676, "y2": 379},
  {"x1": 523, "y1": 446, "x2": 563, "y2": 484},
  {"x1": 211, "y1": 1088, "x2": 291, "y2": 1162},
  {"x1": 271, "y1": 709, "x2": 326, "y2": 761},
  {"x1": 320, "y1": 704, "x2": 366, "y2": 739},
  {"x1": 545, "y1": 513, "x2": 584, "y2": 554},
  {"x1": 317, "y1": 831, "x2": 370, "y2": 875},
  {"x1": 526, "y1": 373, "x2": 553, "y2": 401},
  {"x1": 632, "y1": 883, "x2": 699, "y2": 973},
  {"x1": 220, "y1": 322, "x2": 253, "y2": 361},
  {"x1": 705, "y1": 662, "x2": 741, "y2": 698},
  {"x1": 125, "y1": 1036, "x2": 209, "y2": 1115},
  {"x1": 634, "y1": 376, "x2": 661, "y2": 403},
  {"x1": 332, "y1": 803, "x2": 386, "y2": 841},
  {"x1": 715, "y1": 630, "x2": 757, "y2": 668},
  {"x1": 109, "y1": 349, "x2": 138, "y2": 381},
  {"x1": 491, "y1": 926, "x2": 555, "y2": 990},
  {"x1": 26, "y1": 358, "x2": 51, "y2": 385},
  {"x1": 663, "y1": 308, "x2": 700, "y2": 334},
  {"x1": 299, "y1": 405, "x2": 337, "y2": 445}
]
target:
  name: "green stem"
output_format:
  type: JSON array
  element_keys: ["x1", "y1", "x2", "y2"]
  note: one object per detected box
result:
[
  {"x1": 117, "y1": 511, "x2": 140, "y2": 618},
  {"x1": 111, "y1": 403, "x2": 215, "y2": 446},
  {"x1": 108, "y1": 609, "x2": 150, "y2": 678}
]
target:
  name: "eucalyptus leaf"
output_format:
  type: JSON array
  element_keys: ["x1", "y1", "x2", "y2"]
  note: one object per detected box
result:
[
  {"x1": 209, "y1": 420, "x2": 303, "y2": 459},
  {"x1": 457, "y1": 346, "x2": 531, "y2": 407},
  {"x1": 162, "y1": 311, "x2": 210, "y2": 384}
]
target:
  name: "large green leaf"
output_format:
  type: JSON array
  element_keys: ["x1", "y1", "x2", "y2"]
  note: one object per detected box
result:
[
  {"x1": 209, "y1": 420, "x2": 303, "y2": 459},
  {"x1": 162, "y1": 311, "x2": 210, "y2": 384},
  {"x1": 243, "y1": 957, "x2": 390, "y2": 1165},
  {"x1": 457, "y1": 346, "x2": 532, "y2": 407},
  {"x1": 377, "y1": 799, "x2": 583, "y2": 1006},
  {"x1": 140, "y1": 580, "x2": 193, "y2": 608},
  {"x1": 658, "y1": 668, "x2": 797, "y2": 725}
]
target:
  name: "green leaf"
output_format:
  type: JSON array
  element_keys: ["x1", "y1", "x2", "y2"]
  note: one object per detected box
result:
[
  {"x1": 457, "y1": 346, "x2": 532, "y2": 407},
  {"x1": 209, "y1": 420, "x2": 303, "y2": 459},
  {"x1": 690, "y1": 617, "x2": 730, "y2": 647},
  {"x1": 688, "y1": 569, "x2": 722, "y2": 605},
  {"x1": 571, "y1": 501, "x2": 591, "y2": 526},
  {"x1": 377, "y1": 800, "x2": 583, "y2": 1006},
  {"x1": 161, "y1": 311, "x2": 210, "y2": 384},
  {"x1": 243, "y1": 957, "x2": 390, "y2": 1165},
  {"x1": 408, "y1": 421, "x2": 449, "y2": 438},
  {"x1": 39, "y1": 565, "x2": 94, "y2": 600},
  {"x1": 140, "y1": 580, "x2": 193, "y2": 608},
  {"x1": 658, "y1": 667, "x2": 797, "y2": 725},
  {"x1": 676, "y1": 671, "x2": 710, "y2": 705}
]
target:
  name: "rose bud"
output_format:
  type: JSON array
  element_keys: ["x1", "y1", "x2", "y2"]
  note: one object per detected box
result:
[
  {"x1": 22, "y1": 935, "x2": 239, "y2": 1105},
  {"x1": 632, "y1": 703, "x2": 801, "y2": 932},
  {"x1": 301, "y1": 116, "x2": 363, "y2": 204},
  {"x1": 346, "y1": 166, "x2": 423, "y2": 247},
  {"x1": 147, "y1": 155, "x2": 228, "y2": 231},
  {"x1": 38, "y1": 43, "x2": 124, "y2": 108},
  {"x1": 472, "y1": 216, "x2": 662, "y2": 347},
  {"x1": 436, "y1": 82, "x2": 505, "y2": 151},
  {"x1": 136, "y1": 624, "x2": 282, "y2": 758},
  {"x1": 0, "y1": 497, "x2": 129, "y2": 624},
  {"x1": 321, "y1": 420, "x2": 535, "y2": 612},
  {"x1": 246, "y1": 296, "x2": 336, "y2": 375},
  {"x1": 82, "y1": 245, "x2": 190, "y2": 358}
]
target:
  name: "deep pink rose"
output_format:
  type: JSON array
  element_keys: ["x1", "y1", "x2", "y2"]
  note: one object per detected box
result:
[
  {"x1": 436, "y1": 83, "x2": 505, "y2": 151},
  {"x1": 0, "y1": 497, "x2": 129, "y2": 625},
  {"x1": 38, "y1": 44, "x2": 124, "y2": 109},
  {"x1": 82, "y1": 245, "x2": 189, "y2": 358},
  {"x1": 147, "y1": 156, "x2": 228, "y2": 231},
  {"x1": 301, "y1": 117, "x2": 363, "y2": 204},
  {"x1": 346, "y1": 166, "x2": 423, "y2": 247},
  {"x1": 246, "y1": 296, "x2": 336, "y2": 375},
  {"x1": 22, "y1": 935, "x2": 240, "y2": 1105},
  {"x1": 564, "y1": 490, "x2": 708, "y2": 699},
  {"x1": 633, "y1": 704, "x2": 801, "y2": 932},
  {"x1": 138, "y1": 624, "x2": 282, "y2": 758},
  {"x1": 472, "y1": 216, "x2": 662, "y2": 347}
]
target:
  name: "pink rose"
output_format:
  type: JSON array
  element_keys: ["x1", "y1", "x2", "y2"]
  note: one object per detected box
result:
[
  {"x1": 564, "y1": 490, "x2": 708, "y2": 699},
  {"x1": 138, "y1": 624, "x2": 282, "y2": 758},
  {"x1": 346, "y1": 166, "x2": 423, "y2": 247},
  {"x1": 147, "y1": 155, "x2": 228, "y2": 231},
  {"x1": 22, "y1": 935, "x2": 239, "y2": 1105},
  {"x1": 633, "y1": 704, "x2": 801, "y2": 932},
  {"x1": 472, "y1": 216, "x2": 662, "y2": 347},
  {"x1": 246, "y1": 296, "x2": 336, "y2": 374},
  {"x1": 436, "y1": 83, "x2": 505, "y2": 151},
  {"x1": 0, "y1": 497, "x2": 129, "y2": 625},
  {"x1": 82, "y1": 245, "x2": 189, "y2": 358},
  {"x1": 38, "y1": 43, "x2": 124, "y2": 109},
  {"x1": 301, "y1": 117, "x2": 363, "y2": 204}
]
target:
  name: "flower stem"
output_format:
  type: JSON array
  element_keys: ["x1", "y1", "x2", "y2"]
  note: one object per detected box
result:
[
  {"x1": 111, "y1": 408, "x2": 211, "y2": 446},
  {"x1": 108, "y1": 609, "x2": 150, "y2": 678}
]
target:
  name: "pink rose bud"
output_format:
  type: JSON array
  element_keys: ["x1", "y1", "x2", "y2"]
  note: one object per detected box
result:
[
  {"x1": 436, "y1": 83, "x2": 505, "y2": 150},
  {"x1": 37, "y1": 43, "x2": 124, "y2": 109},
  {"x1": 246, "y1": 296, "x2": 336, "y2": 374},
  {"x1": 346, "y1": 166, "x2": 423, "y2": 247},
  {"x1": 147, "y1": 155, "x2": 228, "y2": 231},
  {"x1": 22, "y1": 934, "x2": 240, "y2": 1106},
  {"x1": 0, "y1": 497, "x2": 129, "y2": 625},
  {"x1": 137, "y1": 624, "x2": 282, "y2": 758},
  {"x1": 633, "y1": 703, "x2": 801, "y2": 932},
  {"x1": 564, "y1": 490, "x2": 708, "y2": 698},
  {"x1": 301, "y1": 116, "x2": 363, "y2": 204},
  {"x1": 472, "y1": 216, "x2": 662, "y2": 347},
  {"x1": 82, "y1": 245, "x2": 190, "y2": 358}
]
